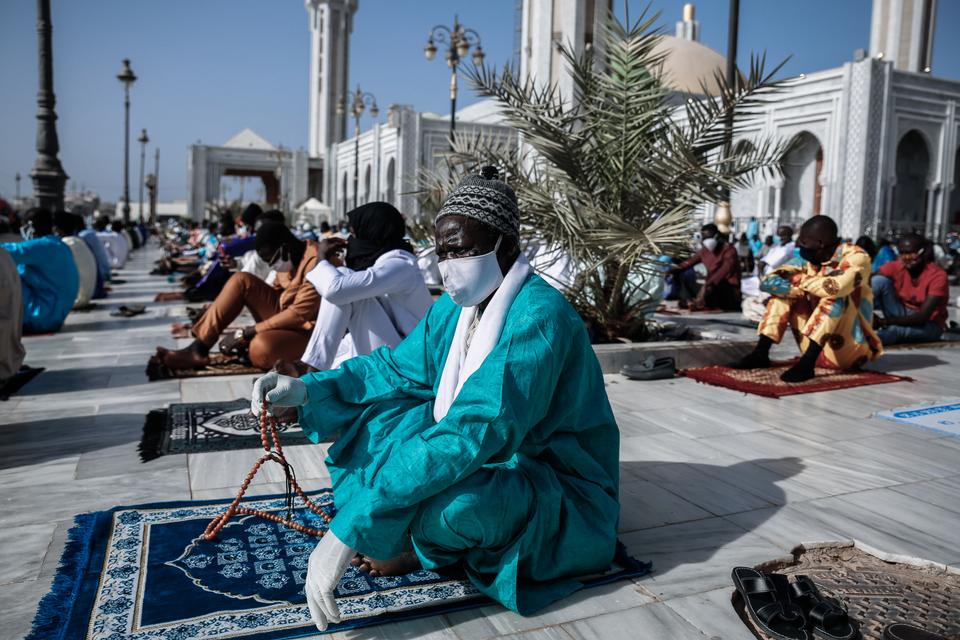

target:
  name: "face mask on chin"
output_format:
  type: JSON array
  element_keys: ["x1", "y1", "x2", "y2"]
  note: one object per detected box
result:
[
  {"x1": 269, "y1": 247, "x2": 294, "y2": 273},
  {"x1": 701, "y1": 237, "x2": 718, "y2": 252},
  {"x1": 438, "y1": 235, "x2": 504, "y2": 307}
]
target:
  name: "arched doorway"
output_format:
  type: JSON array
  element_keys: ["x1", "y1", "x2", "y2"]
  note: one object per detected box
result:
[
  {"x1": 891, "y1": 130, "x2": 930, "y2": 234},
  {"x1": 780, "y1": 132, "x2": 823, "y2": 224},
  {"x1": 947, "y1": 146, "x2": 960, "y2": 234},
  {"x1": 363, "y1": 165, "x2": 372, "y2": 204},
  {"x1": 730, "y1": 140, "x2": 758, "y2": 227},
  {"x1": 385, "y1": 157, "x2": 396, "y2": 205}
]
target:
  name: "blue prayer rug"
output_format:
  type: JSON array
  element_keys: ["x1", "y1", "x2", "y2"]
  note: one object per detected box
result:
[{"x1": 30, "y1": 491, "x2": 650, "y2": 640}]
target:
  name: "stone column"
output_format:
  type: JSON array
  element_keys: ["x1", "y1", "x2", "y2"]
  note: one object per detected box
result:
[{"x1": 30, "y1": 0, "x2": 68, "y2": 212}]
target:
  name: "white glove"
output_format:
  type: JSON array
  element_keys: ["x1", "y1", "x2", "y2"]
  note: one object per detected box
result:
[
  {"x1": 250, "y1": 371, "x2": 307, "y2": 417},
  {"x1": 304, "y1": 528, "x2": 355, "y2": 630}
]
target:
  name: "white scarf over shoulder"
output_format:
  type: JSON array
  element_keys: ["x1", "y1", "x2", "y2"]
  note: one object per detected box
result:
[{"x1": 433, "y1": 255, "x2": 531, "y2": 423}]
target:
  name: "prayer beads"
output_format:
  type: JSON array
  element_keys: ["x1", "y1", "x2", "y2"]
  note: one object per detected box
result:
[{"x1": 202, "y1": 408, "x2": 333, "y2": 540}]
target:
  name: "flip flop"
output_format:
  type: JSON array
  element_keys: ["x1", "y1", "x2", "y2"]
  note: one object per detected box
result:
[
  {"x1": 621, "y1": 355, "x2": 676, "y2": 381},
  {"x1": 883, "y1": 623, "x2": 947, "y2": 640},
  {"x1": 732, "y1": 567, "x2": 809, "y2": 640},
  {"x1": 789, "y1": 575, "x2": 860, "y2": 640}
]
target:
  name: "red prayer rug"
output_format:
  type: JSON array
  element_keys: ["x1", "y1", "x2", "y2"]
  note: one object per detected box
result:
[{"x1": 680, "y1": 361, "x2": 912, "y2": 398}]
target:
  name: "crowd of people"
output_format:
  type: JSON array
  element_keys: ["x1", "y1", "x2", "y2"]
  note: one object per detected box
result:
[{"x1": 0, "y1": 204, "x2": 149, "y2": 388}]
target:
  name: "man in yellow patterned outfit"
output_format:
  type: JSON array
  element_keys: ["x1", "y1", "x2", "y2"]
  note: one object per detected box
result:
[{"x1": 732, "y1": 216, "x2": 882, "y2": 382}]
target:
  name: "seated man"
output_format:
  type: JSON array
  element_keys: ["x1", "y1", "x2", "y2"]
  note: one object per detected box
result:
[
  {"x1": 95, "y1": 217, "x2": 129, "y2": 269},
  {"x1": 1, "y1": 208, "x2": 79, "y2": 334},
  {"x1": 732, "y1": 215, "x2": 882, "y2": 382},
  {"x1": 871, "y1": 233, "x2": 948, "y2": 345},
  {"x1": 298, "y1": 202, "x2": 433, "y2": 372},
  {"x1": 0, "y1": 247, "x2": 26, "y2": 384},
  {"x1": 155, "y1": 222, "x2": 320, "y2": 370},
  {"x1": 54, "y1": 211, "x2": 98, "y2": 309},
  {"x1": 757, "y1": 225, "x2": 796, "y2": 275},
  {"x1": 253, "y1": 168, "x2": 620, "y2": 630},
  {"x1": 668, "y1": 223, "x2": 741, "y2": 310}
]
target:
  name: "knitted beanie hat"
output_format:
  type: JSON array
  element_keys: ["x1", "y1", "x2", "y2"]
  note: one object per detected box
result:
[{"x1": 435, "y1": 166, "x2": 520, "y2": 239}]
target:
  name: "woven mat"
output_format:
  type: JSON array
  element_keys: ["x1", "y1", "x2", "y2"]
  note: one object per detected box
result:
[
  {"x1": 681, "y1": 361, "x2": 912, "y2": 398},
  {"x1": 146, "y1": 352, "x2": 262, "y2": 381},
  {"x1": 733, "y1": 543, "x2": 960, "y2": 640}
]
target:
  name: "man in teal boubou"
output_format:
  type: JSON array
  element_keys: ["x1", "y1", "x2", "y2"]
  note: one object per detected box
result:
[{"x1": 253, "y1": 167, "x2": 621, "y2": 631}]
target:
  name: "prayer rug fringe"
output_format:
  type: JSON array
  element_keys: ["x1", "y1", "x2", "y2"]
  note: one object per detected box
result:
[
  {"x1": 139, "y1": 408, "x2": 169, "y2": 461},
  {"x1": 26, "y1": 511, "x2": 98, "y2": 640},
  {"x1": 680, "y1": 360, "x2": 913, "y2": 398},
  {"x1": 0, "y1": 365, "x2": 44, "y2": 401}
]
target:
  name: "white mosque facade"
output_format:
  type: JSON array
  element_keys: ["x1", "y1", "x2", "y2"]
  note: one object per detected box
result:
[{"x1": 186, "y1": 0, "x2": 960, "y2": 241}]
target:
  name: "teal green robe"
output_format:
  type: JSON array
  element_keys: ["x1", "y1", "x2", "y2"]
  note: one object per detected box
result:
[{"x1": 297, "y1": 274, "x2": 620, "y2": 614}]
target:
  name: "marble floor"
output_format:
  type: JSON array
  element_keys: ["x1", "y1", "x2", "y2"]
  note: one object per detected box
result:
[{"x1": 1, "y1": 245, "x2": 959, "y2": 640}]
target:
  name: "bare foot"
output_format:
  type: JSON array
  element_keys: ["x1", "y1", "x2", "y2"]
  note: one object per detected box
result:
[
  {"x1": 157, "y1": 345, "x2": 210, "y2": 370},
  {"x1": 350, "y1": 550, "x2": 422, "y2": 577}
]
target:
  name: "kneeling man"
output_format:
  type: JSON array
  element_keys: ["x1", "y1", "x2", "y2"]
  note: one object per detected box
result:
[
  {"x1": 253, "y1": 168, "x2": 620, "y2": 629},
  {"x1": 733, "y1": 215, "x2": 882, "y2": 381}
]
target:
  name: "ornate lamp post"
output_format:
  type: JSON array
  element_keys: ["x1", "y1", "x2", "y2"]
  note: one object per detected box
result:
[
  {"x1": 424, "y1": 16, "x2": 484, "y2": 142},
  {"x1": 137, "y1": 128, "x2": 149, "y2": 222},
  {"x1": 15, "y1": 172, "x2": 21, "y2": 202},
  {"x1": 117, "y1": 59, "x2": 137, "y2": 222},
  {"x1": 30, "y1": 0, "x2": 68, "y2": 212},
  {"x1": 336, "y1": 86, "x2": 378, "y2": 210}
]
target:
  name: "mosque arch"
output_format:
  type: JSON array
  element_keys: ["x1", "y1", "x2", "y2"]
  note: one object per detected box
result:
[
  {"x1": 949, "y1": 145, "x2": 960, "y2": 234},
  {"x1": 891, "y1": 129, "x2": 931, "y2": 233},
  {"x1": 730, "y1": 140, "x2": 758, "y2": 222},
  {"x1": 385, "y1": 157, "x2": 396, "y2": 205},
  {"x1": 780, "y1": 131, "x2": 823, "y2": 224},
  {"x1": 363, "y1": 164, "x2": 372, "y2": 204}
]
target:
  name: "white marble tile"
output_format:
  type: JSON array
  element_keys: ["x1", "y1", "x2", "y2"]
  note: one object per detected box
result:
[
  {"x1": 889, "y1": 476, "x2": 960, "y2": 514},
  {"x1": 0, "y1": 523, "x2": 57, "y2": 585},
  {"x1": 618, "y1": 480, "x2": 712, "y2": 532},
  {"x1": 663, "y1": 587, "x2": 757, "y2": 640},
  {"x1": 633, "y1": 462, "x2": 776, "y2": 516},
  {"x1": 561, "y1": 602, "x2": 707, "y2": 640}
]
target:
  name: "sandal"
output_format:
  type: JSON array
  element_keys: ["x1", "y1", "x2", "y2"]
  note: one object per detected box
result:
[
  {"x1": 790, "y1": 575, "x2": 860, "y2": 640},
  {"x1": 883, "y1": 623, "x2": 946, "y2": 640},
  {"x1": 110, "y1": 304, "x2": 146, "y2": 317},
  {"x1": 621, "y1": 355, "x2": 676, "y2": 381},
  {"x1": 732, "y1": 567, "x2": 809, "y2": 640}
]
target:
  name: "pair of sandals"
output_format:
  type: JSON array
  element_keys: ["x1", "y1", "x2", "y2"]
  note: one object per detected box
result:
[
  {"x1": 733, "y1": 567, "x2": 860, "y2": 640},
  {"x1": 110, "y1": 304, "x2": 146, "y2": 318}
]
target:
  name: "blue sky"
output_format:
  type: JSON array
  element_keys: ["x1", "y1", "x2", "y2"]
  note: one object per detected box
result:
[{"x1": 1, "y1": 0, "x2": 958, "y2": 203}]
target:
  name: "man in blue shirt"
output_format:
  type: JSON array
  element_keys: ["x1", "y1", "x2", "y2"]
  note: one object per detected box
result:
[
  {"x1": 77, "y1": 219, "x2": 112, "y2": 299},
  {"x1": 1, "y1": 208, "x2": 79, "y2": 334}
]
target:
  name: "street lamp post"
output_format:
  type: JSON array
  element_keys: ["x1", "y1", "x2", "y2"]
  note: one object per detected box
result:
[
  {"x1": 137, "y1": 128, "x2": 149, "y2": 222},
  {"x1": 336, "y1": 86, "x2": 379, "y2": 210},
  {"x1": 30, "y1": 0, "x2": 68, "y2": 212},
  {"x1": 117, "y1": 59, "x2": 137, "y2": 223},
  {"x1": 15, "y1": 172, "x2": 21, "y2": 202},
  {"x1": 424, "y1": 16, "x2": 484, "y2": 143}
]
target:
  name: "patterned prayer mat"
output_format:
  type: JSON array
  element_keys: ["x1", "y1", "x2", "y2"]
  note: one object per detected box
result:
[
  {"x1": 680, "y1": 361, "x2": 912, "y2": 398},
  {"x1": 0, "y1": 365, "x2": 44, "y2": 401},
  {"x1": 139, "y1": 399, "x2": 310, "y2": 461},
  {"x1": 733, "y1": 542, "x2": 960, "y2": 640},
  {"x1": 146, "y1": 352, "x2": 263, "y2": 381},
  {"x1": 29, "y1": 491, "x2": 649, "y2": 640}
]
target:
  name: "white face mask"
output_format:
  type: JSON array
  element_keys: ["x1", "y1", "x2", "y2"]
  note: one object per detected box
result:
[
  {"x1": 438, "y1": 235, "x2": 504, "y2": 307},
  {"x1": 268, "y1": 247, "x2": 293, "y2": 273},
  {"x1": 702, "y1": 237, "x2": 718, "y2": 252}
]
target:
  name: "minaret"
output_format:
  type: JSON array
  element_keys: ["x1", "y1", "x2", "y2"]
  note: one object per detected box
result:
[
  {"x1": 675, "y1": 3, "x2": 700, "y2": 42},
  {"x1": 306, "y1": 0, "x2": 357, "y2": 158},
  {"x1": 869, "y1": 0, "x2": 937, "y2": 72}
]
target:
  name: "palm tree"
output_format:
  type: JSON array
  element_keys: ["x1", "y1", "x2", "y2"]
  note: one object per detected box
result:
[{"x1": 418, "y1": 10, "x2": 792, "y2": 341}]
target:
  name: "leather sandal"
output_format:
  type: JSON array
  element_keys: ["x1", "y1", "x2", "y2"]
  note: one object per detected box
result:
[
  {"x1": 732, "y1": 567, "x2": 809, "y2": 640},
  {"x1": 790, "y1": 575, "x2": 860, "y2": 640},
  {"x1": 883, "y1": 623, "x2": 947, "y2": 640},
  {"x1": 621, "y1": 355, "x2": 676, "y2": 381}
]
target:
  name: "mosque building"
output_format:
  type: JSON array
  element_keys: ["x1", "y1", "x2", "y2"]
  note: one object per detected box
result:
[{"x1": 186, "y1": 0, "x2": 960, "y2": 241}]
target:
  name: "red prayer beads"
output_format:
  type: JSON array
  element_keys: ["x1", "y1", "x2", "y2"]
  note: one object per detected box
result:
[{"x1": 202, "y1": 408, "x2": 332, "y2": 540}]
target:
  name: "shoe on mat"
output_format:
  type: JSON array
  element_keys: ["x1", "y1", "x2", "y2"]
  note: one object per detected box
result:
[
  {"x1": 111, "y1": 304, "x2": 146, "y2": 318},
  {"x1": 789, "y1": 575, "x2": 860, "y2": 640},
  {"x1": 621, "y1": 355, "x2": 676, "y2": 381},
  {"x1": 884, "y1": 623, "x2": 947, "y2": 640},
  {"x1": 732, "y1": 567, "x2": 809, "y2": 640}
]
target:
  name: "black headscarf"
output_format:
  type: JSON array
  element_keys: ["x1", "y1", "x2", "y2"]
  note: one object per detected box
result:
[{"x1": 345, "y1": 202, "x2": 412, "y2": 270}]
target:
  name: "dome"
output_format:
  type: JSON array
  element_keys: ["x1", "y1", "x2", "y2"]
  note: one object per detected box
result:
[{"x1": 651, "y1": 34, "x2": 731, "y2": 97}]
